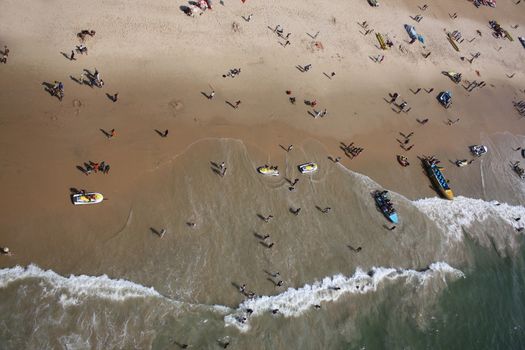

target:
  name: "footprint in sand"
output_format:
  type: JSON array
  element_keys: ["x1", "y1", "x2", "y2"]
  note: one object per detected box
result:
[
  {"x1": 72, "y1": 99, "x2": 82, "y2": 116},
  {"x1": 168, "y1": 99, "x2": 184, "y2": 118}
]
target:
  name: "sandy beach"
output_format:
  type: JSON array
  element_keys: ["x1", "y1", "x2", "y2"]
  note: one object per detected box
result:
[{"x1": 1, "y1": 0, "x2": 525, "y2": 348}]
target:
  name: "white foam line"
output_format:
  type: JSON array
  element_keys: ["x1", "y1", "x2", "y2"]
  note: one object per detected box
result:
[
  {"x1": 224, "y1": 262, "x2": 464, "y2": 332},
  {"x1": 413, "y1": 196, "x2": 525, "y2": 241},
  {"x1": 0, "y1": 265, "x2": 233, "y2": 314},
  {"x1": 0, "y1": 265, "x2": 164, "y2": 304}
]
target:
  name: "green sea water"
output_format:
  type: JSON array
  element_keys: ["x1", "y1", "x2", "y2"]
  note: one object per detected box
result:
[{"x1": 353, "y1": 237, "x2": 525, "y2": 350}]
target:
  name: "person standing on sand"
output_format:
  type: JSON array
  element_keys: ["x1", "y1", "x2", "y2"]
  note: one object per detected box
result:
[
  {"x1": 235, "y1": 100, "x2": 241, "y2": 108},
  {"x1": 109, "y1": 129, "x2": 116, "y2": 138},
  {"x1": 263, "y1": 215, "x2": 273, "y2": 222},
  {"x1": 112, "y1": 93, "x2": 119, "y2": 102},
  {"x1": 70, "y1": 50, "x2": 75, "y2": 60},
  {"x1": 209, "y1": 90, "x2": 215, "y2": 99}
]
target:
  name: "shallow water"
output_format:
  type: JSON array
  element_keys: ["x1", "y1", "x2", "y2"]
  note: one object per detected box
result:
[{"x1": 2, "y1": 137, "x2": 525, "y2": 349}]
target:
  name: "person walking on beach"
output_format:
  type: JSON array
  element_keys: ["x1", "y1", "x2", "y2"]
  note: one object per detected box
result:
[
  {"x1": 109, "y1": 129, "x2": 116, "y2": 139},
  {"x1": 291, "y1": 207, "x2": 301, "y2": 216},
  {"x1": 389, "y1": 93, "x2": 398, "y2": 103},
  {"x1": 209, "y1": 90, "x2": 215, "y2": 99},
  {"x1": 161, "y1": 129, "x2": 169, "y2": 137},
  {"x1": 234, "y1": 100, "x2": 241, "y2": 108},
  {"x1": 159, "y1": 229, "x2": 166, "y2": 238},
  {"x1": 286, "y1": 145, "x2": 293, "y2": 152},
  {"x1": 263, "y1": 215, "x2": 273, "y2": 222},
  {"x1": 70, "y1": 50, "x2": 76, "y2": 60},
  {"x1": 112, "y1": 93, "x2": 119, "y2": 102}
]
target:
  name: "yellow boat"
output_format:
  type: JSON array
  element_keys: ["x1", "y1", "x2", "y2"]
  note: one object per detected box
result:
[
  {"x1": 376, "y1": 33, "x2": 387, "y2": 50},
  {"x1": 257, "y1": 165, "x2": 279, "y2": 176},
  {"x1": 422, "y1": 157, "x2": 454, "y2": 200},
  {"x1": 71, "y1": 192, "x2": 104, "y2": 205}
]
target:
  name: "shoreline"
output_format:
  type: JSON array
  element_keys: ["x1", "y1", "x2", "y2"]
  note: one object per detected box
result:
[{"x1": 1, "y1": 0, "x2": 525, "y2": 282}]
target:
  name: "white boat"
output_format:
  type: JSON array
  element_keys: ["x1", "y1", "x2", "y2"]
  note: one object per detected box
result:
[
  {"x1": 298, "y1": 162, "x2": 318, "y2": 174},
  {"x1": 71, "y1": 192, "x2": 104, "y2": 205},
  {"x1": 455, "y1": 159, "x2": 468, "y2": 167},
  {"x1": 257, "y1": 165, "x2": 279, "y2": 176},
  {"x1": 469, "y1": 145, "x2": 487, "y2": 157}
]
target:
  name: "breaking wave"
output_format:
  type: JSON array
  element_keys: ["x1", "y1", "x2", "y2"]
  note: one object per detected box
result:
[
  {"x1": 413, "y1": 196, "x2": 525, "y2": 241},
  {"x1": 0, "y1": 264, "x2": 166, "y2": 307},
  {"x1": 224, "y1": 262, "x2": 463, "y2": 332}
]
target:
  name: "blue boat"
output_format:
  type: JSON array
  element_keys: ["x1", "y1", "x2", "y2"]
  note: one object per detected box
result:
[{"x1": 373, "y1": 190, "x2": 399, "y2": 224}]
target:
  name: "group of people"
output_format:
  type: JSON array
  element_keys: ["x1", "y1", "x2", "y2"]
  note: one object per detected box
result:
[
  {"x1": 398, "y1": 131, "x2": 414, "y2": 151},
  {"x1": 273, "y1": 24, "x2": 292, "y2": 47},
  {"x1": 343, "y1": 142, "x2": 364, "y2": 158},
  {"x1": 223, "y1": 68, "x2": 241, "y2": 78},
  {"x1": 213, "y1": 161, "x2": 228, "y2": 177},
  {"x1": 513, "y1": 100, "x2": 525, "y2": 117},
  {"x1": 49, "y1": 81, "x2": 65, "y2": 101},
  {"x1": 81, "y1": 160, "x2": 111, "y2": 175}
]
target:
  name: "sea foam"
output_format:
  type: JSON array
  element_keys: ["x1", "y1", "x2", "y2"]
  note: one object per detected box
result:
[
  {"x1": 413, "y1": 196, "x2": 525, "y2": 241},
  {"x1": 0, "y1": 264, "x2": 164, "y2": 305},
  {"x1": 224, "y1": 262, "x2": 464, "y2": 332}
]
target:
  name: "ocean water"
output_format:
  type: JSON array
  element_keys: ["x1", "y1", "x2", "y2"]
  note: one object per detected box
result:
[{"x1": 1, "y1": 138, "x2": 525, "y2": 349}]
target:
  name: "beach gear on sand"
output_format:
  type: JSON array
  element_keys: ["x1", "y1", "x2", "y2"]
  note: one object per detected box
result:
[
  {"x1": 367, "y1": 0, "x2": 379, "y2": 7},
  {"x1": 447, "y1": 33, "x2": 460, "y2": 52}
]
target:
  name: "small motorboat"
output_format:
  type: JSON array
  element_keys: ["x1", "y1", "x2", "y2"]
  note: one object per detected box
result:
[
  {"x1": 469, "y1": 145, "x2": 488, "y2": 157},
  {"x1": 437, "y1": 91, "x2": 452, "y2": 109},
  {"x1": 397, "y1": 155, "x2": 410, "y2": 167},
  {"x1": 373, "y1": 190, "x2": 398, "y2": 224},
  {"x1": 298, "y1": 162, "x2": 318, "y2": 174},
  {"x1": 257, "y1": 165, "x2": 279, "y2": 176},
  {"x1": 455, "y1": 159, "x2": 468, "y2": 167},
  {"x1": 71, "y1": 192, "x2": 104, "y2": 205}
]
